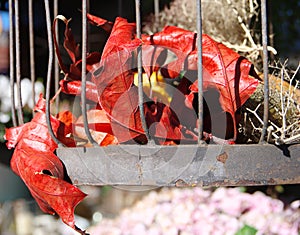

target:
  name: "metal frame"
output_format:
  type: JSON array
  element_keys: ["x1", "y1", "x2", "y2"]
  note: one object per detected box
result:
[{"x1": 8, "y1": 0, "x2": 300, "y2": 186}]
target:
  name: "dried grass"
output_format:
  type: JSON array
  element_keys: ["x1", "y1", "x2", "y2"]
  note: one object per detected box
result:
[{"x1": 143, "y1": 0, "x2": 267, "y2": 67}]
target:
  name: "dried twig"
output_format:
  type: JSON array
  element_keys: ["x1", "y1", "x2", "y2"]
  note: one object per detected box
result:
[{"x1": 240, "y1": 62, "x2": 300, "y2": 144}]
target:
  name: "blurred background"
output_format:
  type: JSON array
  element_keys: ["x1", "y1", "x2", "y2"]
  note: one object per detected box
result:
[{"x1": 0, "y1": 0, "x2": 299, "y2": 234}]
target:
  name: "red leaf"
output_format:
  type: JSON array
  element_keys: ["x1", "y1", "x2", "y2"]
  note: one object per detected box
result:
[
  {"x1": 145, "y1": 102, "x2": 186, "y2": 143},
  {"x1": 87, "y1": 13, "x2": 113, "y2": 32},
  {"x1": 143, "y1": 26, "x2": 196, "y2": 78},
  {"x1": 63, "y1": 19, "x2": 81, "y2": 63},
  {"x1": 91, "y1": 17, "x2": 189, "y2": 143},
  {"x1": 75, "y1": 109, "x2": 118, "y2": 146},
  {"x1": 141, "y1": 45, "x2": 168, "y2": 78},
  {"x1": 56, "y1": 110, "x2": 77, "y2": 147},
  {"x1": 143, "y1": 28, "x2": 258, "y2": 140},
  {"x1": 60, "y1": 79, "x2": 99, "y2": 103},
  {"x1": 53, "y1": 16, "x2": 101, "y2": 81},
  {"x1": 69, "y1": 52, "x2": 102, "y2": 81},
  {"x1": 91, "y1": 17, "x2": 145, "y2": 142},
  {"x1": 186, "y1": 35, "x2": 258, "y2": 139},
  {"x1": 4, "y1": 96, "x2": 87, "y2": 233}
]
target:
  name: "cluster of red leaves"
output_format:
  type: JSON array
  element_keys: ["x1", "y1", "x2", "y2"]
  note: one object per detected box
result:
[
  {"x1": 4, "y1": 12, "x2": 259, "y2": 234},
  {"x1": 57, "y1": 13, "x2": 259, "y2": 144}
]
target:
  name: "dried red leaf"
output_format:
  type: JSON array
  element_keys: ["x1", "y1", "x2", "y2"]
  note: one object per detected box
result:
[
  {"x1": 145, "y1": 102, "x2": 185, "y2": 142},
  {"x1": 75, "y1": 109, "x2": 118, "y2": 146},
  {"x1": 143, "y1": 27, "x2": 258, "y2": 140},
  {"x1": 63, "y1": 20, "x2": 81, "y2": 63},
  {"x1": 53, "y1": 16, "x2": 101, "y2": 81},
  {"x1": 143, "y1": 26, "x2": 196, "y2": 78},
  {"x1": 56, "y1": 110, "x2": 77, "y2": 147},
  {"x1": 91, "y1": 17, "x2": 145, "y2": 142},
  {"x1": 4, "y1": 96, "x2": 87, "y2": 233},
  {"x1": 60, "y1": 79, "x2": 99, "y2": 103},
  {"x1": 186, "y1": 35, "x2": 258, "y2": 139},
  {"x1": 141, "y1": 45, "x2": 168, "y2": 78},
  {"x1": 69, "y1": 52, "x2": 102, "y2": 81},
  {"x1": 87, "y1": 12, "x2": 113, "y2": 32}
]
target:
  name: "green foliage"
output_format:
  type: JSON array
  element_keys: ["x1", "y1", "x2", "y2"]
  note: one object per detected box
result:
[{"x1": 235, "y1": 225, "x2": 257, "y2": 235}]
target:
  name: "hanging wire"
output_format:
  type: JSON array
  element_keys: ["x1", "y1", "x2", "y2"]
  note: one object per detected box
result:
[
  {"x1": 28, "y1": 0, "x2": 36, "y2": 114},
  {"x1": 54, "y1": 0, "x2": 60, "y2": 113},
  {"x1": 196, "y1": 0, "x2": 204, "y2": 144},
  {"x1": 14, "y1": 0, "x2": 23, "y2": 125},
  {"x1": 44, "y1": 0, "x2": 62, "y2": 146},
  {"x1": 154, "y1": 0, "x2": 160, "y2": 31},
  {"x1": 9, "y1": 0, "x2": 17, "y2": 127},
  {"x1": 135, "y1": 0, "x2": 153, "y2": 144},
  {"x1": 154, "y1": 0, "x2": 159, "y2": 16},
  {"x1": 259, "y1": 0, "x2": 269, "y2": 143},
  {"x1": 81, "y1": 0, "x2": 98, "y2": 146},
  {"x1": 154, "y1": 0, "x2": 159, "y2": 31}
]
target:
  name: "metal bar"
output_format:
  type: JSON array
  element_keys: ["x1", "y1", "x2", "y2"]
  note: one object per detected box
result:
[
  {"x1": 57, "y1": 144, "x2": 300, "y2": 186},
  {"x1": 135, "y1": 0, "x2": 153, "y2": 143},
  {"x1": 14, "y1": 0, "x2": 23, "y2": 125},
  {"x1": 153, "y1": 0, "x2": 159, "y2": 32},
  {"x1": 196, "y1": 0, "x2": 204, "y2": 144},
  {"x1": 154, "y1": 0, "x2": 159, "y2": 21},
  {"x1": 44, "y1": 0, "x2": 62, "y2": 146},
  {"x1": 86, "y1": 0, "x2": 90, "y2": 52},
  {"x1": 9, "y1": 0, "x2": 17, "y2": 127},
  {"x1": 28, "y1": 0, "x2": 36, "y2": 113},
  {"x1": 54, "y1": 0, "x2": 60, "y2": 113},
  {"x1": 259, "y1": 0, "x2": 269, "y2": 143},
  {"x1": 81, "y1": 0, "x2": 98, "y2": 146}
]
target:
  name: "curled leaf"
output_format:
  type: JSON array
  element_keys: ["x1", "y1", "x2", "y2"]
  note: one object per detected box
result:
[{"x1": 4, "y1": 96, "x2": 87, "y2": 233}]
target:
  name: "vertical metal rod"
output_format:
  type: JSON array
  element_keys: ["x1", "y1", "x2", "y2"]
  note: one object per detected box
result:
[
  {"x1": 86, "y1": 0, "x2": 90, "y2": 52},
  {"x1": 259, "y1": 0, "x2": 269, "y2": 143},
  {"x1": 14, "y1": 0, "x2": 23, "y2": 125},
  {"x1": 154, "y1": 0, "x2": 159, "y2": 32},
  {"x1": 135, "y1": 0, "x2": 153, "y2": 143},
  {"x1": 81, "y1": 0, "x2": 98, "y2": 146},
  {"x1": 196, "y1": 0, "x2": 204, "y2": 144},
  {"x1": 9, "y1": 0, "x2": 17, "y2": 127},
  {"x1": 154, "y1": 0, "x2": 159, "y2": 20},
  {"x1": 54, "y1": 0, "x2": 60, "y2": 113},
  {"x1": 44, "y1": 0, "x2": 62, "y2": 146},
  {"x1": 28, "y1": 0, "x2": 36, "y2": 112}
]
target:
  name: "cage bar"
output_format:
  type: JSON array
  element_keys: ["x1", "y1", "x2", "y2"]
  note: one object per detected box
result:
[
  {"x1": 14, "y1": 0, "x2": 23, "y2": 125},
  {"x1": 9, "y1": 0, "x2": 17, "y2": 127},
  {"x1": 259, "y1": 0, "x2": 269, "y2": 143},
  {"x1": 28, "y1": 0, "x2": 35, "y2": 111},
  {"x1": 135, "y1": 0, "x2": 153, "y2": 143},
  {"x1": 54, "y1": 0, "x2": 60, "y2": 112},
  {"x1": 44, "y1": 0, "x2": 61, "y2": 146},
  {"x1": 196, "y1": 0, "x2": 204, "y2": 144},
  {"x1": 80, "y1": 0, "x2": 98, "y2": 146}
]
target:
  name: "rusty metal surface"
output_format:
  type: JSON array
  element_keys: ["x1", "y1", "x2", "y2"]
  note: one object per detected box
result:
[{"x1": 57, "y1": 144, "x2": 300, "y2": 187}]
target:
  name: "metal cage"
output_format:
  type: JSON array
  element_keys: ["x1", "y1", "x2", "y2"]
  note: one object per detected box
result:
[{"x1": 8, "y1": 0, "x2": 300, "y2": 187}]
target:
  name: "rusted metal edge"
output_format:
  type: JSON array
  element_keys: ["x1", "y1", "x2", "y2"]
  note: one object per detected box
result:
[{"x1": 57, "y1": 144, "x2": 300, "y2": 187}]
